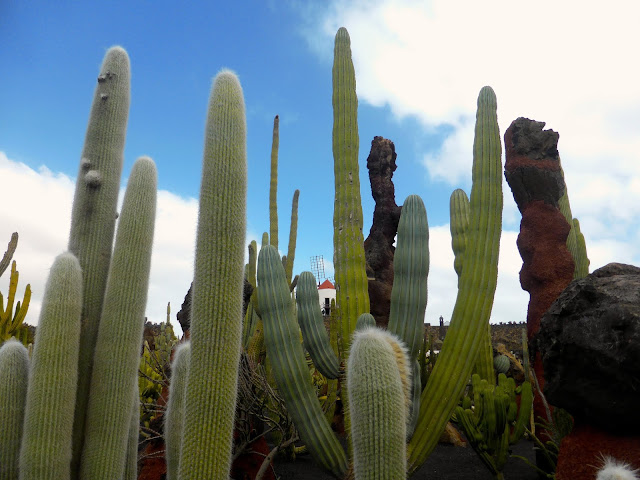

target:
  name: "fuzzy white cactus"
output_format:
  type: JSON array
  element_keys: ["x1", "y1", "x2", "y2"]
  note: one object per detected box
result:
[{"x1": 596, "y1": 456, "x2": 640, "y2": 480}]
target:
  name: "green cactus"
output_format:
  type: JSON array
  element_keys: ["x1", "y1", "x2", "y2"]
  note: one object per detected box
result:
[
  {"x1": 558, "y1": 159, "x2": 590, "y2": 279},
  {"x1": 449, "y1": 189, "x2": 494, "y2": 381},
  {"x1": 285, "y1": 189, "x2": 300, "y2": 286},
  {"x1": 494, "y1": 354, "x2": 511, "y2": 375},
  {"x1": 269, "y1": 115, "x2": 279, "y2": 249},
  {"x1": 456, "y1": 372, "x2": 533, "y2": 479},
  {"x1": 572, "y1": 218, "x2": 590, "y2": 278},
  {"x1": 348, "y1": 327, "x2": 411, "y2": 480},
  {"x1": 0, "y1": 338, "x2": 29, "y2": 480},
  {"x1": 178, "y1": 70, "x2": 247, "y2": 480},
  {"x1": 67, "y1": 46, "x2": 130, "y2": 473},
  {"x1": 449, "y1": 188, "x2": 470, "y2": 283},
  {"x1": 0, "y1": 260, "x2": 31, "y2": 343},
  {"x1": 165, "y1": 342, "x2": 190, "y2": 480},
  {"x1": 258, "y1": 245, "x2": 347, "y2": 477},
  {"x1": 408, "y1": 86, "x2": 503, "y2": 473},
  {"x1": 19, "y1": 252, "x2": 83, "y2": 480},
  {"x1": 324, "y1": 298, "x2": 340, "y2": 426},
  {"x1": 332, "y1": 27, "x2": 369, "y2": 355},
  {"x1": 355, "y1": 312, "x2": 376, "y2": 331},
  {"x1": 388, "y1": 195, "x2": 429, "y2": 359},
  {"x1": 296, "y1": 271, "x2": 340, "y2": 379},
  {"x1": 79, "y1": 156, "x2": 157, "y2": 478},
  {"x1": 387, "y1": 194, "x2": 429, "y2": 436}
]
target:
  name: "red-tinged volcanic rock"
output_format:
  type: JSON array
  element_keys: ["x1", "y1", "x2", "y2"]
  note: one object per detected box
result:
[
  {"x1": 504, "y1": 117, "x2": 575, "y2": 474},
  {"x1": 555, "y1": 423, "x2": 640, "y2": 480},
  {"x1": 363, "y1": 136, "x2": 402, "y2": 329}
]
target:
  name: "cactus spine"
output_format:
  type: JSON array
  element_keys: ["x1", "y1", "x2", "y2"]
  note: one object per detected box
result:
[
  {"x1": 19, "y1": 252, "x2": 83, "y2": 480},
  {"x1": 408, "y1": 86, "x2": 503, "y2": 472},
  {"x1": 165, "y1": 342, "x2": 190, "y2": 480},
  {"x1": 0, "y1": 339, "x2": 29, "y2": 480},
  {"x1": 332, "y1": 27, "x2": 369, "y2": 354},
  {"x1": 348, "y1": 328, "x2": 410, "y2": 480},
  {"x1": 258, "y1": 245, "x2": 347, "y2": 477},
  {"x1": 269, "y1": 115, "x2": 279, "y2": 249},
  {"x1": 67, "y1": 46, "x2": 130, "y2": 474},
  {"x1": 296, "y1": 271, "x2": 340, "y2": 379},
  {"x1": 178, "y1": 70, "x2": 247, "y2": 480},
  {"x1": 79, "y1": 156, "x2": 157, "y2": 478}
]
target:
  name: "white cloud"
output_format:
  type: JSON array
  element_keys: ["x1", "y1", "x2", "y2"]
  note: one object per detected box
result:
[{"x1": 0, "y1": 151, "x2": 198, "y2": 335}]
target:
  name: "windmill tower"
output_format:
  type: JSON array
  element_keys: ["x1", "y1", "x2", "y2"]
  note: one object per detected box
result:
[{"x1": 310, "y1": 255, "x2": 326, "y2": 286}]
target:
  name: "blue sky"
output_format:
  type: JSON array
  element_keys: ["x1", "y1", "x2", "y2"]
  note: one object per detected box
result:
[{"x1": 2, "y1": 1, "x2": 639, "y2": 332}]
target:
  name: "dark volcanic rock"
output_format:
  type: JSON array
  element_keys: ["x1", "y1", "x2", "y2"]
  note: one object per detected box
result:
[
  {"x1": 176, "y1": 278, "x2": 254, "y2": 336},
  {"x1": 536, "y1": 262, "x2": 640, "y2": 433},
  {"x1": 176, "y1": 282, "x2": 192, "y2": 335},
  {"x1": 363, "y1": 136, "x2": 402, "y2": 329}
]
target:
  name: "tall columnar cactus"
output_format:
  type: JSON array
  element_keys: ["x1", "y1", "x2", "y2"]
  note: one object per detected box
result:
[
  {"x1": 165, "y1": 342, "x2": 191, "y2": 480},
  {"x1": 348, "y1": 327, "x2": 410, "y2": 480},
  {"x1": 387, "y1": 194, "x2": 429, "y2": 434},
  {"x1": 449, "y1": 189, "x2": 494, "y2": 381},
  {"x1": 285, "y1": 189, "x2": 300, "y2": 286},
  {"x1": 387, "y1": 195, "x2": 429, "y2": 360},
  {"x1": 332, "y1": 27, "x2": 369, "y2": 354},
  {"x1": 408, "y1": 86, "x2": 503, "y2": 473},
  {"x1": 178, "y1": 70, "x2": 247, "y2": 480},
  {"x1": 67, "y1": 46, "x2": 130, "y2": 473},
  {"x1": 269, "y1": 115, "x2": 279, "y2": 249},
  {"x1": 258, "y1": 245, "x2": 347, "y2": 478},
  {"x1": 296, "y1": 271, "x2": 340, "y2": 379},
  {"x1": 449, "y1": 188, "x2": 470, "y2": 283},
  {"x1": 19, "y1": 252, "x2": 83, "y2": 480},
  {"x1": 0, "y1": 339, "x2": 29, "y2": 480},
  {"x1": 79, "y1": 156, "x2": 157, "y2": 478}
]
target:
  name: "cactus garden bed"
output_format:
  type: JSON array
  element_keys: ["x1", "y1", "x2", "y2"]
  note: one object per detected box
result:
[{"x1": 274, "y1": 439, "x2": 538, "y2": 479}]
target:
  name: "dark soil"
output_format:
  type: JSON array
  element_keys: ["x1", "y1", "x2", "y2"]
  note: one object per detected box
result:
[{"x1": 273, "y1": 439, "x2": 539, "y2": 479}]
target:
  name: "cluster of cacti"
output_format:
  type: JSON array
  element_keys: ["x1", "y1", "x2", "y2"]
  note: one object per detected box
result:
[
  {"x1": 456, "y1": 372, "x2": 533, "y2": 479},
  {"x1": 0, "y1": 20, "x2": 587, "y2": 480},
  {"x1": 243, "y1": 31, "x2": 505, "y2": 480},
  {"x1": 0, "y1": 232, "x2": 32, "y2": 344},
  {"x1": 0, "y1": 46, "x2": 160, "y2": 480}
]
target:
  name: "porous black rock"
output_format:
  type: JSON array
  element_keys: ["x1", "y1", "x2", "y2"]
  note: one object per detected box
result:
[{"x1": 536, "y1": 262, "x2": 640, "y2": 433}]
